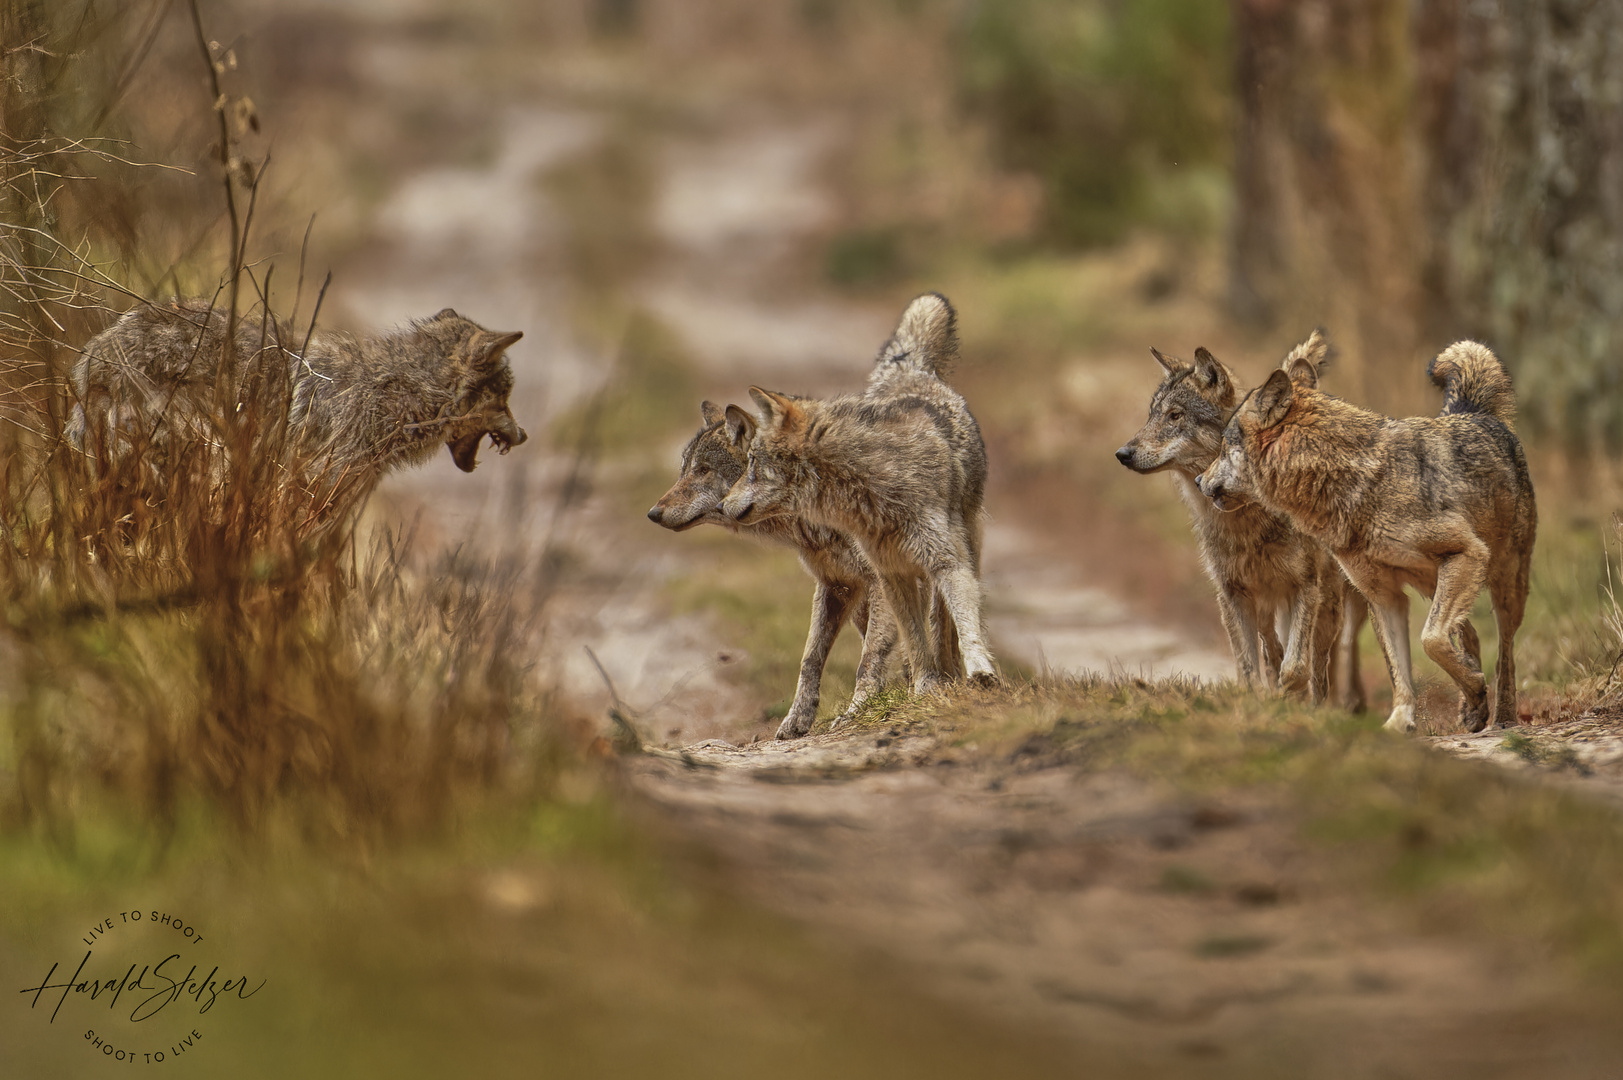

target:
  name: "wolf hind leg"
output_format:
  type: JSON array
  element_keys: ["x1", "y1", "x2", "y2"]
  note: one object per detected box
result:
[
  {"x1": 778, "y1": 581, "x2": 858, "y2": 740},
  {"x1": 1421, "y1": 551, "x2": 1491, "y2": 733},
  {"x1": 834, "y1": 590, "x2": 899, "y2": 730},
  {"x1": 935, "y1": 564, "x2": 997, "y2": 686},
  {"x1": 930, "y1": 586, "x2": 964, "y2": 681},
  {"x1": 1489, "y1": 557, "x2": 1529, "y2": 729}
]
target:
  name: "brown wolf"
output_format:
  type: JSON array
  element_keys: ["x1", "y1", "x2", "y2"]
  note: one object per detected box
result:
[
  {"x1": 69, "y1": 299, "x2": 527, "y2": 517},
  {"x1": 719, "y1": 293, "x2": 995, "y2": 692},
  {"x1": 647, "y1": 401, "x2": 898, "y2": 739},
  {"x1": 1198, "y1": 341, "x2": 1536, "y2": 733},
  {"x1": 1115, "y1": 332, "x2": 1358, "y2": 706}
]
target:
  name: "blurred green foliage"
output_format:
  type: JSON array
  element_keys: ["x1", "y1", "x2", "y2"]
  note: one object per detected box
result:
[{"x1": 957, "y1": 0, "x2": 1230, "y2": 246}]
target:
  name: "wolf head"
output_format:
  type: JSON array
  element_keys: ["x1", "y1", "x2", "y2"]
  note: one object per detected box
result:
[
  {"x1": 1194, "y1": 331, "x2": 1333, "y2": 510},
  {"x1": 718, "y1": 387, "x2": 811, "y2": 525},
  {"x1": 647, "y1": 401, "x2": 749, "y2": 530},
  {"x1": 1114, "y1": 346, "x2": 1239, "y2": 476},
  {"x1": 1197, "y1": 367, "x2": 1298, "y2": 512},
  {"x1": 406, "y1": 308, "x2": 527, "y2": 472}
]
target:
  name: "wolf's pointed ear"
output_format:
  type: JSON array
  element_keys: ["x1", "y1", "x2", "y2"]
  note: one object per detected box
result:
[
  {"x1": 701, "y1": 400, "x2": 724, "y2": 425},
  {"x1": 748, "y1": 387, "x2": 803, "y2": 432},
  {"x1": 1150, "y1": 346, "x2": 1179, "y2": 375},
  {"x1": 434, "y1": 308, "x2": 460, "y2": 321},
  {"x1": 1253, "y1": 368, "x2": 1296, "y2": 428},
  {"x1": 1283, "y1": 355, "x2": 1320, "y2": 389},
  {"x1": 723, "y1": 404, "x2": 756, "y2": 446},
  {"x1": 1194, "y1": 345, "x2": 1226, "y2": 391},
  {"x1": 477, "y1": 330, "x2": 523, "y2": 366}
]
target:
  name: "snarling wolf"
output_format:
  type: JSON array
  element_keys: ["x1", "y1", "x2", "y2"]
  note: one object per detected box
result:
[
  {"x1": 1115, "y1": 332, "x2": 1359, "y2": 706},
  {"x1": 647, "y1": 401, "x2": 897, "y2": 739},
  {"x1": 1198, "y1": 341, "x2": 1536, "y2": 733},
  {"x1": 69, "y1": 299, "x2": 527, "y2": 517},
  {"x1": 719, "y1": 293, "x2": 995, "y2": 692}
]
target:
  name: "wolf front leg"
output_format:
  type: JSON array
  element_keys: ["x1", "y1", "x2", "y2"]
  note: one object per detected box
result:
[
  {"x1": 881, "y1": 569, "x2": 941, "y2": 694},
  {"x1": 1278, "y1": 577, "x2": 1322, "y2": 701},
  {"x1": 778, "y1": 580, "x2": 859, "y2": 740},
  {"x1": 1308, "y1": 574, "x2": 1343, "y2": 705},
  {"x1": 1336, "y1": 588, "x2": 1368, "y2": 712},
  {"x1": 1361, "y1": 585, "x2": 1417, "y2": 733},
  {"x1": 832, "y1": 591, "x2": 900, "y2": 730},
  {"x1": 1216, "y1": 586, "x2": 1266, "y2": 689}
]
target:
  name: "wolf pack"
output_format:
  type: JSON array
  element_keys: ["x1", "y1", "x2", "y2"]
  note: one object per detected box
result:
[{"x1": 74, "y1": 292, "x2": 1536, "y2": 740}]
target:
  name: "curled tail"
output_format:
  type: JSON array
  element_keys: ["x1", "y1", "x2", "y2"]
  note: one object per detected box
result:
[
  {"x1": 1281, "y1": 328, "x2": 1330, "y2": 389},
  {"x1": 875, "y1": 292, "x2": 958, "y2": 379},
  {"x1": 1428, "y1": 340, "x2": 1517, "y2": 431}
]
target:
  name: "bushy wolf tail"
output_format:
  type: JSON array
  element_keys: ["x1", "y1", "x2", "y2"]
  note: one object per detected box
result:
[
  {"x1": 1428, "y1": 340, "x2": 1517, "y2": 431},
  {"x1": 875, "y1": 292, "x2": 958, "y2": 379},
  {"x1": 1281, "y1": 328, "x2": 1329, "y2": 388}
]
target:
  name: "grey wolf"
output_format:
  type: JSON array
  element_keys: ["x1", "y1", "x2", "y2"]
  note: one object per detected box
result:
[
  {"x1": 1116, "y1": 332, "x2": 1358, "y2": 706},
  {"x1": 647, "y1": 401, "x2": 897, "y2": 739},
  {"x1": 69, "y1": 299, "x2": 526, "y2": 517},
  {"x1": 1198, "y1": 341, "x2": 1536, "y2": 733},
  {"x1": 719, "y1": 293, "x2": 995, "y2": 692}
]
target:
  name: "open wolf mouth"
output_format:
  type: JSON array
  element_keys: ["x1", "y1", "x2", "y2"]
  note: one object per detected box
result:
[{"x1": 447, "y1": 418, "x2": 527, "y2": 473}]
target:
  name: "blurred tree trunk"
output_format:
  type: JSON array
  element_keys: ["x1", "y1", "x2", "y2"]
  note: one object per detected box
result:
[
  {"x1": 1231, "y1": 0, "x2": 1623, "y2": 446},
  {"x1": 1414, "y1": 0, "x2": 1623, "y2": 452}
]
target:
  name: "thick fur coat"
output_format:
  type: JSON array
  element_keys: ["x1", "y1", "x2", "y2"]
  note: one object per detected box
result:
[
  {"x1": 719, "y1": 293, "x2": 995, "y2": 691},
  {"x1": 648, "y1": 402, "x2": 897, "y2": 739},
  {"x1": 1199, "y1": 341, "x2": 1536, "y2": 733}
]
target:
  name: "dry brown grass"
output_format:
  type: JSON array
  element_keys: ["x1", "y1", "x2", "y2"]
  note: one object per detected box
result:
[{"x1": 0, "y1": 0, "x2": 581, "y2": 854}]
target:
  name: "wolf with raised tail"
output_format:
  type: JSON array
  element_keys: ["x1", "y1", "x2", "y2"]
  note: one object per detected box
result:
[
  {"x1": 719, "y1": 293, "x2": 995, "y2": 693},
  {"x1": 1198, "y1": 341, "x2": 1536, "y2": 733},
  {"x1": 1115, "y1": 332, "x2": 1361, "y2": 707},
  {"x1": 647, "y1": 401, "x2": 898, "y2": 739}
]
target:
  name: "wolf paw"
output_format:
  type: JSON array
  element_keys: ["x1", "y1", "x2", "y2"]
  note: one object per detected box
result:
[
  {"x1": 968, "y1": 669, "x2": 999, "y2": 689},
  {"x1": 1381, "y1": 704, "x2": 1417, "y2": 734},
  {"x1": 913, "y1": 673, "x2": 944, "y2": 696},
  {"x1": 775, "y1": 711, "x2": 814, "y2": 740},
  {"x1": 1459, "y1": 694, "x2": 1491, "y2": 734}
]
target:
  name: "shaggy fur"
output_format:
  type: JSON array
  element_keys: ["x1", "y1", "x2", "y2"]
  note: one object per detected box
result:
[
  {"x1": 1115, "y1": 332, "x2": 1359, "y2": 707},
  {"x1": 648, "y1": 401, "x2": 898, "y2": 739},
  {"x1": 69, "y1": 299, "x2": 527, "y2": 515},
  {"x1": 719, "y1": 293, "x2": 995, "y2": 692},
  {"x1": 1199, "y1": 341, "x2": 1537, "y2": 733}
]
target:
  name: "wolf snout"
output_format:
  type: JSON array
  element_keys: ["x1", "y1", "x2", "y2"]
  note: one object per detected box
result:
[
  {"x1": 492, "y1": 413, "x2": 527, "y2": 452},
  {"x1": 1114, "y1": 445, "x2": 1135, "y2": 468},
  {"x1": 646, "y1": 505, "x2": 664, "y2": 524}
]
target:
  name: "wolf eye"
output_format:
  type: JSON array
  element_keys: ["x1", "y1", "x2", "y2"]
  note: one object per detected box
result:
[{"x1": 1167, "y1": 408, "x2": 1184, "y2": 421}]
